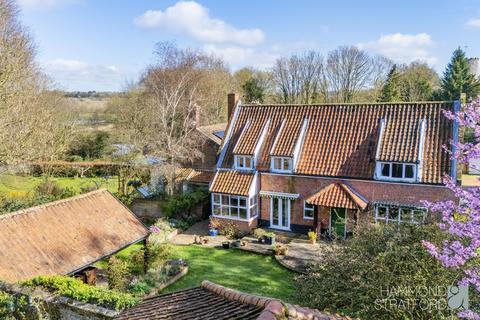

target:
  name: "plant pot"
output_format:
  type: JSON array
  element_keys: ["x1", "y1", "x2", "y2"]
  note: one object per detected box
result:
[
  {"x1": 222, "y1": 241, "x2": 230, "y2": 249},
  {"x1": 264, "y1": 236, "x2": 275, "y2": 245},
  {"x1": 231, "y1": 240, "x2": 241, "y2": 248},
  {"x1": 209, "y1": 229, "x2": 218, "y2": 237}
]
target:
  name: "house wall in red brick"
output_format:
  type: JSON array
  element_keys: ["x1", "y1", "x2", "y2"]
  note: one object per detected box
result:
[{"x1": 259, "y1": 173, "x2": 454, "y2": 230}]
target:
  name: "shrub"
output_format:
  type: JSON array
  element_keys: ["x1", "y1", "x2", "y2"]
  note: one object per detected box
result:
[
  {"x1": 149, "y1": 219, "x2": 174, "y2": 243},
  {"x1": 35, "y1": 179, "x2": 74, "y2": 198},
  {"x1": 294, "y1": 223, "x2": 459, "y2": 319},
  {"x1": 209, "y1": 217, "x2": 244, "y2": 239},
  {"x1": 22, "y1": 275, "x2": 138, "y2": 311},
  {"x1": 106, "y1": 256, "x2": 130, "y2": 291},
  {"x1": 130, "y1": 243, "x2": 171, "y2": 274},
  {"x1": 253, "y1": 228, "x2": 267, "y2": 240},
  {"x1": 161, "y1": 190, "x2": 208, "y2": 219}
]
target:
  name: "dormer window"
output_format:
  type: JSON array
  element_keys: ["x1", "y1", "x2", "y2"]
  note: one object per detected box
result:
[
  {"x1": 376, "y1": 162, "x2": 416, "y2": 182},
  {"x1": 234, "y1": 155, "x2": 253, "y2": 170},
  {"x1": 271, "y1": 157, "x2": 293, "y2": 173}
]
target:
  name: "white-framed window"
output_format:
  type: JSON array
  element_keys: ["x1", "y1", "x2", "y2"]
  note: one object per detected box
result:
[
  {"x1": 249, "y1": 196, "x2": 258, "y2": 218},
  {"x1": 303, "y1": 201, "x2": 314, "y2": 220},
  {"x1": 271, "y1": 156, "x2": 293, "y2": 173},
  {"x1": 212, "y1": 193, "x2": 255, "y2": 220},
  {"x1": 374, "y1": 203, "x2": 426, "y2": 225},
  {"x1": 376, "y1": 162, "x2": 416, "y2": 182},
  {"x1": 234, "y1": 155, "x2": 254, "y2": 170}
]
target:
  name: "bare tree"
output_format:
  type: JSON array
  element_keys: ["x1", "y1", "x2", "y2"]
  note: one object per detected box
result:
[
  {"x1": 0, "y1": 0, "x2": 74, "y2": 170},
  {"x1": 326, "y1": 46, "x2": 378, "y2": 103},
  {"x1": 111, "y1": 42, "x2": 228, "y2": 194},
  {"x1": 273, "y1": 51, "x2": 326, "y2": 104}
]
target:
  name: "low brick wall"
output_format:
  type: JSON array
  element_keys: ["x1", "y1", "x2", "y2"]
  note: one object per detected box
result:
[
  {"x1": 130, "y1": 199, "x2": 163, "y2": 220},
  {"x1": 0, "y1": 282, "x2": 118, "y2": 320}
]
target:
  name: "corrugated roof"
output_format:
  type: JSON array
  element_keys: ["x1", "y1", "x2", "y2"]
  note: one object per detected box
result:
[
  {"x1": 210, "y1": 170, "x2": 254, "y2": 196},
  {"x1": 306, "y1": 182, "x2": 368, "y2": 209},
  {"x1": 219, "y1": 103, "x2": 453, "y2": 184},
  {"x1": 0, "y1": 189, "x2": 149, "y2": 283}
]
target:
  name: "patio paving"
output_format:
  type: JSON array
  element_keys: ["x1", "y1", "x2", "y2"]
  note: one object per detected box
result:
[{"x1": 170, "y1": 220, "x2": 228, "y2": 247}]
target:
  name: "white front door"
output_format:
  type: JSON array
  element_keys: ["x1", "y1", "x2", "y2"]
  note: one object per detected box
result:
[{"x1": 270, "y1": 197, "x2": 290, "y2": 230}]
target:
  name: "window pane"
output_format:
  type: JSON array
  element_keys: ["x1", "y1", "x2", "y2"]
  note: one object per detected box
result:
[
  {"x1": 274, "y1": 158, "x2": 282, "y2": 169},
  {"x1": 239, "y1": 208, "x2": 247, "y2": 219},
  {"x1": 222, "y1": 196, "x2": 229, "y2": 206},
  {"x1": 405, "y1": 165, "x2": 414, "y2": 178},
  {"x1": 377, "y1": 206, "x2": 387, "y2": 219},
  {"x1": 230, "y1": 196, "x2": 238, "y2": 207},
  {"x1": 392, "y1": 164, "x2": 403, "y2": 178},
  {"x1": 272, "y1": 199, "x2": 279, "y2": 225},
  {"x1": 412, "y1": 210, "x2": 425, "y2": 223},
  {"x1": 213, "y1": 204, "x2": 221, "y2": 215},
  {"x1": 283, "y1": 158, "x2": 291, "y2": 171},
  {"x1": 304, "y1": 207, "x2": 314, "y2": 218},
  {"x1": 388, "y1": 207, "x2": 399, "y2": 222},
  {"x1": 213, "y1": 194, "x2": 220, "y2": 204},
  {"x1": 239, "y1": 198, "x2": 247, "y2": 208},
  {"x1": 244, "y1": 157, "x2": 251, "y2": 168},
  {"x1": 400, "y1": 208, "x2": 412, "y2": 222},
  {"x1": 305, "y1": 202, "x2": 314, "y2": 210},
  {"x1": 381, "y1": 163, "x2": 390, "y2": 176}
]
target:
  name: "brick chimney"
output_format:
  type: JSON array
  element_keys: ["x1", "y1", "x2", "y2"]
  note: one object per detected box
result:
[{"x1": 227, "y1": 93, "x2": 238, "y2": 120}]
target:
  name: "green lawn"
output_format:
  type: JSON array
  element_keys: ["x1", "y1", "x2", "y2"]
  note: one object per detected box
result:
[
  {"x1": 164, "y1": 245, "x2": 296, "y2": 303},
  {"x1": 0, "y1": 174, "x2": 118, "y2": 197}
]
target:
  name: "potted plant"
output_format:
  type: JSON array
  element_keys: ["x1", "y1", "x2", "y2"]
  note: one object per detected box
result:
[
  {"x1": 222, "y1": 241, "x2": 230, "y2": 249},
  {"x1": 273, "y1": 244, "x2": 288, "y2": 255},
  {"x1": 308, "y1": 230, "x2": 317, "y2": 244},
  {"x1": 209, "y1": 229, "x2": 218, "y2": 237},
  {"x1": 231, "y1": 240, "x2": 241, "y2": 248},
  {"x1": 264, "y1": 232, "x2": 275, "y2": 245}
]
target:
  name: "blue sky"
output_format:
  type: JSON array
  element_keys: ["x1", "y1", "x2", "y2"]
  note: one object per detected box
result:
[{"x1": 18, "y1": 0, "x2": 480, "y2": 91}]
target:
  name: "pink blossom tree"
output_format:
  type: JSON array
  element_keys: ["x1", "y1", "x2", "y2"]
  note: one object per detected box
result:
[{"x1": 422, "y1": 97, "x2": 480, "y2": 319}]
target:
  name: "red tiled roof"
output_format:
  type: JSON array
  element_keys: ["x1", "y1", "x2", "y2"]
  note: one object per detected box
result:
[
  {"x1": 210, "y1": 170, "x2": 254, "y2": 196},
  {"x1": 175, "y1": 167, "x2": 214, "y2": 184},
  {"x1": 0, "y1": 190, "x2": 149, "y2": 283},
  {"x1": 187, "y1": 169, "x2": 215, "y2": 184},
  {"x1": 220, "y1": 103, "x2": 453, "y2": 184},
  {"x1": 116, "y1": 281, "x2": 348, "y2": 320},
  {"x1": 306, "y1": 182, "x2": 368, "y2": 210}
]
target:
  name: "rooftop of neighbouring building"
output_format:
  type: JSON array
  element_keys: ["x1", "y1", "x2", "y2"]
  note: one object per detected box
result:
[{"x1": 0, "y1": 189, "x2": 149, "y2": 283}]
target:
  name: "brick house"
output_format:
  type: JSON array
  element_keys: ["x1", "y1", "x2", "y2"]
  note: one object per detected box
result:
[{"x1": 209, "y1": 94, "x2": 459, "y2": 237}]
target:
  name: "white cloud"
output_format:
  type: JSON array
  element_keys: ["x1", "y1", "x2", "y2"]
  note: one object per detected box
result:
[
  {"x1": 358, "y1": 33, "x2": 438, "y2": 65},
  {"x1": 203, "y1": 45, "x2": 279, "y2": 70},
  {"x1": 134, "y1": 1, "x2": 265, "y2": 46},
  {"x1": 42, "y1": 59, "x2": 124, "y2": 91},
  {"x1": 466, "y1": 19, "x2": 480, "y2": 28}
]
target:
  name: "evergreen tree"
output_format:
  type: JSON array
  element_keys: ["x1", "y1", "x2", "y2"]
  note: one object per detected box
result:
[
  {"x1": 378, "y1": 65, "x2": 401, "y2": 102},
  {"x1": 440, "y1": 47, "x2": 480, "y2": 100},
  {"x1": 242, "y1": 78, "x2": 265, "y2": 103}
]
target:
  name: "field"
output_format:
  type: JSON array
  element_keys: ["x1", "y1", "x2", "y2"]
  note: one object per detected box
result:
[{"x1": 0, "y1": 174, "x2": 118, "y2": 197}]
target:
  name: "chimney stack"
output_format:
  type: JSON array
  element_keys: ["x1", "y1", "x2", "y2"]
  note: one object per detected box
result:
[{"x1": 227, "y1": 93, "x2": 238, "y2": 120}]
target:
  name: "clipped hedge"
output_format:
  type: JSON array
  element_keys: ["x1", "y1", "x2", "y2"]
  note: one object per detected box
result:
[{"x1": 22, "y1": 276, "x2": 138, "y2": 311}]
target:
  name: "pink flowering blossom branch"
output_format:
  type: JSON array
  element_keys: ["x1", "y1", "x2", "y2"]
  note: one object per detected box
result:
[{"x1": 423, "y1": 97, "x2": 480, "y2": 318}]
